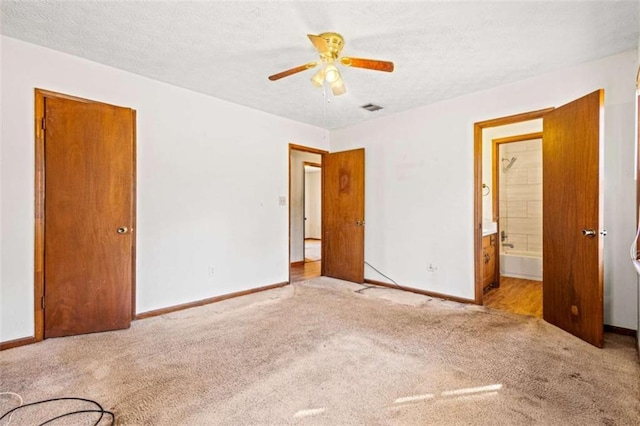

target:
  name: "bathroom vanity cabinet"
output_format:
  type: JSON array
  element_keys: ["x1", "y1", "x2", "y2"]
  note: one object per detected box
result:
[{"x1": 482, "y1": 234, "x2": 496, "y2": 291}]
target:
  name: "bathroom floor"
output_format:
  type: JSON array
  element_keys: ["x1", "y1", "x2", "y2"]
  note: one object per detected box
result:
[{"x1": 484, "y1": 276, "x2": 542, "y2": 318}]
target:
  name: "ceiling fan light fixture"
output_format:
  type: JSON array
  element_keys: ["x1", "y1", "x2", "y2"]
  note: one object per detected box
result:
[
  {"x1": 324, "y1": 64, "x2": 341, "y2": 83},
  {"x1": 330, "y1": 77, "x2": 346, "y2": 96},
  {"x1": 268, "y1": 32, "x2": 394, "y2": 98},
  {"x1": 310, "y1": 66, "x2": 325, "y2": 87}
]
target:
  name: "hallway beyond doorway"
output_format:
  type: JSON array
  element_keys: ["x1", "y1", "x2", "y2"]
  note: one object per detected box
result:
[{"x1": 304, "y1": 238, "x2": 321, "y2": 262}]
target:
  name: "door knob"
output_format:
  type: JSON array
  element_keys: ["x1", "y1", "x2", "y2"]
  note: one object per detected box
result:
[
  {"x1": 582, "y1": 229, "x2": 596, "y2": 238},
  {"x1": 117, "y1": 227, "x2": 129, "y2": 234}
]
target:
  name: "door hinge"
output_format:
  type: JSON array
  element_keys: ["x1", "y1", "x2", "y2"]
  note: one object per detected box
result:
[
  {"x1": 41, "y1": 117, "x2": 46, "y2": 130},
  {"x1": 41, "y1": 296, "x2": 45, "y2": 310}
]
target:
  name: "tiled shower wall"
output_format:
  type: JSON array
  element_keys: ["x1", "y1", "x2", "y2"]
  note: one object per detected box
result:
[{"x1": 498, "y1": 138, "x2": 542, "y2": 256}]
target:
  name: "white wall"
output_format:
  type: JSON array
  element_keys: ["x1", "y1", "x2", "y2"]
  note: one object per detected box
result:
[
  {"x1": 304, "y1": 169, "x2": 322, "y2": 239},
  {"x1": 290, "y1": 151, "x2": 321, "y2": 262},
  {"x1": 331, "y1": 50, "x2": 639, "y2": 329},
  {"x1": 0, "y1": 36, "x2": 329, "y2": 343},
  {"x1": 636, "y1": 32, "x2": 640, "y2": 349}
]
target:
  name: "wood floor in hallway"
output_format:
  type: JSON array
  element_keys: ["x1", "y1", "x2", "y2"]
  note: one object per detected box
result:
[
  {"x1": 291, "y1": 239, "x2": 322, "y2": 283},
  {"x1": 290, "y1": 261, "x2": 321, "y2": 283},
  {"x1": 484, "y1": 276, "x2": 543, "y2": 318}
]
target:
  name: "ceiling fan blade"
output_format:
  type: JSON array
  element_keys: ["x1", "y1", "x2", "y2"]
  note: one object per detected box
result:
[
  {"x1": 340, "y1": 57, "x2": 394, "y2": 72},
  {"x1": 307, "y1": 34, "x2": 329, "y2": 54},
  {"x1": 268, "y1": 62, "x2": 318, "y2": 81}
]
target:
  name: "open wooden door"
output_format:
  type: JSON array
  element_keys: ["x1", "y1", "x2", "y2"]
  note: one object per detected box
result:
[
  {"x1": 43, "y1": 95, "x2": 135, "y2": 338},
  {"x1": 322, "y1": 148, "x2": 365, "y2": 283},
  {"x1": 543, "y1": 90, "x2": 604, "y2": 347}
]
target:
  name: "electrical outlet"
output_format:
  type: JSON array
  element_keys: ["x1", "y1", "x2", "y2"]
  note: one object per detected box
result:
[
  {"x1": 209, "y1": 266, "x2": 215, "y2": 277},
  {"x1": 278, "y1": 196, "x2": 287, "y2": 206},
  {"x1": 427, "y1": 263, "x2": 438, "y2": 272}
]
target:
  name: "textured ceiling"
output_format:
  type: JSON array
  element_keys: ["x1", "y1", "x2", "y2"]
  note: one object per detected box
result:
[{"x1": 1, "y1": 1, "x2": 638, "y2": 129}]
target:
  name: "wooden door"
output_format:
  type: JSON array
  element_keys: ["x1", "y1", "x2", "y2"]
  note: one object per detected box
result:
[
  {"x1": 322, "y1": 148, "x2": 365, "y2": 283},
  {"x1": 44, "y1": 96, "x2": 135, "y2": 338},
  {"x1": 543, "y1": 90, "x2": 604, "y2": 347}
]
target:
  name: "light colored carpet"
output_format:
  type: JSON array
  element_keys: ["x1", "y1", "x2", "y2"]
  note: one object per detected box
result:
[
  {"x1": 304, "y1": 239, "x2": 321, "y2": 262},
  {"x1": 1, "y1": 277, "x2": 639, "y2": 425}
]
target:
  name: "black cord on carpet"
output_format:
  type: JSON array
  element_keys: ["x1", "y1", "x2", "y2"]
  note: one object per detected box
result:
[
  {"x1": 40, "y1": 409, "x2": 115, "y2": 426},
  {"x1": 354, "y1": 285, "x2": 376, "y2": 294},
  {"x1": 0, "y1": 396, "x2": 114, "y2": 426},
  {"x1": 364, "y1": 261, "x2": 405, "y2": 292}
]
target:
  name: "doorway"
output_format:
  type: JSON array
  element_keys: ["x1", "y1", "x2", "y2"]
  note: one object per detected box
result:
[
  {"x1": 289, "y1": 144, "x2": 366, "y2": 284},
  {"x1": 290, "y1": 145, "x2": 325, "y2": 283},
  {"x1": 474, "y1": 91, "x2": 606, "y2": 347},
  {"x1": 34, "y1": 89, "x2": 136, "y2": 341},
  {"x1": 484, "y1": 131, "x2": 543, "y2": 318}
]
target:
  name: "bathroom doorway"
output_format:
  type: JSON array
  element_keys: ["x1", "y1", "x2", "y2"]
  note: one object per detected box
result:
[
  {"x1": 484, "y1": 132, "x2": 543, "y2": 317},
  {"x1": 474, "y1": 90, "x2": 606, "y2": 347}
]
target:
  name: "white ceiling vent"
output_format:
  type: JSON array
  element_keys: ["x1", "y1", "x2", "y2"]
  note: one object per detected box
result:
[{"x1": 361, "y1": 103, "x2": 383, "y2": 112}]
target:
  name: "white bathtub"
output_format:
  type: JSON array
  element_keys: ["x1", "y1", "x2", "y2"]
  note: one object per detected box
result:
[{"x1": 500, "y1": 251, "x2": 542, "y2": 281}]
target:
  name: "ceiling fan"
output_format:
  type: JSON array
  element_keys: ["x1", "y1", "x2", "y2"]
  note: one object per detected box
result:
[{"x1": 268, "y1": 32, "x2": 394, "y2": 96}]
